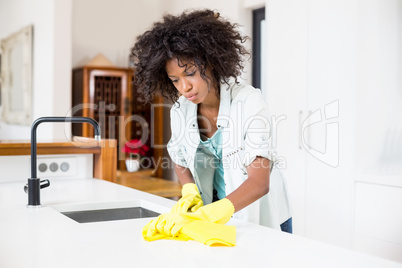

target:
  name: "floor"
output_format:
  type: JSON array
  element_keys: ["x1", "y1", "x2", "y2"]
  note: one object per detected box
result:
[{"x1": 115, "y1": 169, "x2": 182, "y2": 200}]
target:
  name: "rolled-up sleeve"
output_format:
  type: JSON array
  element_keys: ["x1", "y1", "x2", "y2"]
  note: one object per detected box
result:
[{"x1": 241, "y1": 91, "x2": 275, "y2": 169}]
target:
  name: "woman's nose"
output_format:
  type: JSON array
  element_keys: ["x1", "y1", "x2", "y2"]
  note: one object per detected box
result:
[{"x1": 180, "y1": 79, "x2": 192, "y2": 93}]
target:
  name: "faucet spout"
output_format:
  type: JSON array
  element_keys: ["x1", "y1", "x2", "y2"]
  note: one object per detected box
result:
[{"x1": 27, "y1": 116, "x2": 101, "y2": 207}]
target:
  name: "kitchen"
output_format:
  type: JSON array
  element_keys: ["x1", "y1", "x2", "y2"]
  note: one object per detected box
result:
[{"x1": 0, "y1": 0, "x2": 401, "y2": 267}]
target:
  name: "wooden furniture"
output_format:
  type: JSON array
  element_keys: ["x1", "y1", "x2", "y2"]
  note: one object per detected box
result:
[
  {"x1": 143, "y1": 95, "x2": 164, "y2": 178},
  {"x1": 0, "y1": 138, "x2": 117, "y2": 182},
  {"x1": 130, "y1": 79, "x2": 165, "y2": 178},
  {"x1": 116, "y1": 169, "x2": 182, "y2": 199},
  {"x1": 72, "y1": 66, "x2": 165, "y2": 177},
  {"x1": 72, "y1": 66, "x2": 132, "y2": 170}
]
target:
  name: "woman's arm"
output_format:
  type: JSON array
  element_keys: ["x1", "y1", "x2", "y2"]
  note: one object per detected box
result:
[
  {"x1": 174, "y1": 164, "x2": 195, "y2": 185},
  {"x1": 225, "y1": 156, "x2": 270, "y2": 212}
]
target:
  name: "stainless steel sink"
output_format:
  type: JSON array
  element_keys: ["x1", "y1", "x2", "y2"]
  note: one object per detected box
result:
[{"x1": 61, "y1": 207, "x2": 160, "y2": 223}]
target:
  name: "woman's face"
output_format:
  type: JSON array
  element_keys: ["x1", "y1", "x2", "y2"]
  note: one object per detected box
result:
[{"x1": 165, "y1": 58, "x2": 218, "y2": 105}]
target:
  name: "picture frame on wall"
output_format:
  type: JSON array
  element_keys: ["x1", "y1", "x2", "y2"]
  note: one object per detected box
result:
[
  {"x1": 0, "y1": 25, "x2": 33, "y2": 125},
  {"x1": 0, "y1": 52, "x2": 2, "y2": 107}
]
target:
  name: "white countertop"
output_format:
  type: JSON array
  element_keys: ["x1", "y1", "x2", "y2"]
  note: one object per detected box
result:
[{"x1": 0, "y1": 178, "x2": 400, "y2": 268}]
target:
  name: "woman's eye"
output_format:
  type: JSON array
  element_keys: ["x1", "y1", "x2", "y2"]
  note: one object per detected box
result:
[
  {"x1": 171, "y1": 79, "x2": 178, "y2": 83},
  {"x1": 187, "y1": 71, "x2": 196, "y2": 77}
]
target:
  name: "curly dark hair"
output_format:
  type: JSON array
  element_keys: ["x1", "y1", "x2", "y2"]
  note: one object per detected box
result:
[{"x1": 131, "y1": 9, "x2": 250, "y2": 103}]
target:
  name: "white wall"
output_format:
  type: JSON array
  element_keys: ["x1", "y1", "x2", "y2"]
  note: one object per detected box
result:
[
  {"x1": 0, "y1": 0, "x2": 72, "y2": 140},
  {"x1": 71, "y1": 0, "x2": 255, "y2": 79},
  {"x1": 0, "y1": 0, "x2": 168, "y2": 140},
  {"x1": 72, "y1": 0, "x2": 168, "y2": 68},
  {"x1": 52, "y1": 0, "x2": 72, "y2": 139}
]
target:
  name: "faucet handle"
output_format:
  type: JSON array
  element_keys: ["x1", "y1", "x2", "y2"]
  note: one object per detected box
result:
[{"x1": 24, "y1": 179, "x2": 50, "y2": 193}]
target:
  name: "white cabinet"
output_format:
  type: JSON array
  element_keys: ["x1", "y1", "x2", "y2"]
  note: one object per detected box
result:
[
  {"x1": 266, "y1": 0, "x2": 355, "y2": 246},
  {"x1": 355, "y1": 182, "x2": 402, "y2": 262},
  {"x1": 265, "y1": 0, "x2": 309, "y2": 235},
  {"x1": 352, "y1": 0, "x2": 402, "y2": 261},
  {"x1": 265, "y1": 0, "x2": 402, "y2": 261},
  {"x1": 302, "y1": 0, "x2": 357, "y2": 248}
]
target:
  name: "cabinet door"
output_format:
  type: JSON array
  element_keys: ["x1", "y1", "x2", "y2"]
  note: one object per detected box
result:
[
  {"x1": 266, "y1": 0, "x2": 401, "y2": 259},
  {"x1": 352, "y1": 0, "x2": 402, "y2": 261},
  {"x1": 266, "y1": 0, "x2": 308, "y2": 235},
  {"x1": 355, "y1": 182, "x2": 402, "y2": 262},
  {"x1": 302, "y1": 0, "x2": 356, "y2": 248}
]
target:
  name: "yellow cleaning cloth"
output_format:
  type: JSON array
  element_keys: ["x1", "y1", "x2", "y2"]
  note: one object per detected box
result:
[
  {"x1": 181, "y1": 220, "x2": 236, "y2": 246},
  {"x1": 142, "y1": 219, "x2": 236, "y2": 246}
]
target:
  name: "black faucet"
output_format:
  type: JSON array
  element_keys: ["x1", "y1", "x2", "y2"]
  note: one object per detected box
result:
[{"x1": 26, "y1": 117, "x2": 101, "y2": 207}]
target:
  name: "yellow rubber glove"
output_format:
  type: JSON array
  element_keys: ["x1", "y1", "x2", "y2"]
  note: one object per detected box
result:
[
  {"x1": 142, "y1": 219, "x2": 191, "y2": 242},
  {"x1": 142, "y1": 218, "x2": 236, "y2": 246},
  {"x1": 190, "y1": 198, "x2": 235, "y2": 224},
  {"x1": 170, "y1": 183, "x2": 203, "y2": 213},
  {"x1": 153, "y1": 198, "x2": 235, "y2": 237}
]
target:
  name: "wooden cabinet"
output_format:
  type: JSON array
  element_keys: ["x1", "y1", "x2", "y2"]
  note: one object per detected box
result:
[
  {"x1": 72, "y1": 66, "x2": 132, "y2": 169},
  {"x1": 72, "y1": 66, "x2": 164, "y2": 175}
]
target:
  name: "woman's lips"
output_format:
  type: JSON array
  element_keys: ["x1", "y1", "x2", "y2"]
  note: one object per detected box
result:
[{"x1": 186, "y1": 93, "x2": 197, "y2": 101}]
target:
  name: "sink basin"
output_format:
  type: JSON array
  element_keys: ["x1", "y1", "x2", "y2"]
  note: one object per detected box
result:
[
  {"x1": 50, "y1": 200, "x2": 167, "y2": 224},
  {"x1": 61, "y1": 207, "x2": 160, "y2": 223}
]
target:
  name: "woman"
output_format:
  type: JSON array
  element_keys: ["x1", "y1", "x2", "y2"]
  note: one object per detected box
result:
[{"x1": 132, "y1": 9, "x2": 292, "y2": 237}]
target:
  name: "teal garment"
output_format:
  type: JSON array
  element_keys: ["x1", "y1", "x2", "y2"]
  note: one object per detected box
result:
[{"x1": 196, "y1": 129, "x2": 226, "y2": 201}]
